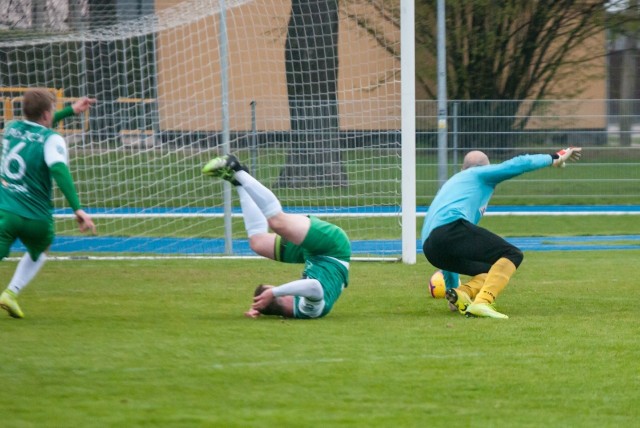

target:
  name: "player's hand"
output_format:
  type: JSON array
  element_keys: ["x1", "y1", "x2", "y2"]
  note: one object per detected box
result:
[
  {"x1": 75, "y1": 209, "x2": 97, "y2": 235},
  {"x1": 244, "y1": 308, "x2": 261, "y2": 318},
  {"x1": 252, "y1": 287, "x2": 275, "y2": 311},
  {"x1": 72, "y1": 97, "x2": 97, "y2": 115},
  {"x1": 553, "y1": 147, "x2": 582, "y2": 167}
]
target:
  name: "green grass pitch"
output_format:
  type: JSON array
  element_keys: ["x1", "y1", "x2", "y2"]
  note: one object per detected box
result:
[{"x1": 0, "y1": 249, "x2": 639, "y2": 426}]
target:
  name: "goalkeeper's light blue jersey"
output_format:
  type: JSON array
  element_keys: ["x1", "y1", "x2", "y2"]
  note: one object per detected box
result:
[{"x1": 421, "y1": 153, "x2": 553, "y2": 244}]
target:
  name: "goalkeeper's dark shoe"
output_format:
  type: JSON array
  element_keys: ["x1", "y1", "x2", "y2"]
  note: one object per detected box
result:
[
  {"x1": 0, "y1": 290, "x2": 24, "y2": 319},
  {"x1": 202, "y1": 154, "x2": 248, "y2": 185},
  {"x1": 445, "y1": 288, "x2": 471, "y2": 315}
]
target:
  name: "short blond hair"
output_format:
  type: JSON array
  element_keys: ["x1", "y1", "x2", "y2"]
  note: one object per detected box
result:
[{"x1": 22, "y1": 88, "x2": 56, "y2": 122}]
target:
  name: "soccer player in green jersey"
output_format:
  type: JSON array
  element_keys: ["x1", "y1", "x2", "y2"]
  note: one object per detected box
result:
[
  {"x1": 0, "y1": 88, "x2": 97, "y2": 319},
  {"x1": 203, "y1": 154, "x2": 351, "y2": 319}
]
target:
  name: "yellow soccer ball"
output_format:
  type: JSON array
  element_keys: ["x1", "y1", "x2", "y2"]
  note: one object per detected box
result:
[{"x1": 428, "y1": 270, "x2": 446, "y2": 299}]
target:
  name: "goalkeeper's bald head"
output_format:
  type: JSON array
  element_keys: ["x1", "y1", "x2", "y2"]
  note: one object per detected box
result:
[{"x1": 462, "y1": 151, "x2": 490, "y2": 170}]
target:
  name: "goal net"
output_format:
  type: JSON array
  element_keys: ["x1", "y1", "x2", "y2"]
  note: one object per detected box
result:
[{"x1": 0, "y1": 0, "x2": 410, "y2": 260}]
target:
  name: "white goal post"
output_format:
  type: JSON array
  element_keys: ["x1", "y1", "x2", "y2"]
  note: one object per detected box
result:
[{"x1": 0, "y1": 0, "x2": 416, "y2": 262}]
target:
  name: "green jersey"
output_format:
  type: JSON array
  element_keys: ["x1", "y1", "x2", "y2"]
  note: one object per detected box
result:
[
  {"x1": 276, "y1": 216, "x2": 351, "y2": 318},
  {"x1": 0, "y1": 120, "x2": 69, "y2": 221}
]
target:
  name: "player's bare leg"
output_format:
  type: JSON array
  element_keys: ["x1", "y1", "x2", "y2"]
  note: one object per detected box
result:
[
  {"x1": 248, "y1": 233, "x2": 276, "y2": 259},
  {"x1": 266, "y1": 212, "x2": 310, "y2": 246}
]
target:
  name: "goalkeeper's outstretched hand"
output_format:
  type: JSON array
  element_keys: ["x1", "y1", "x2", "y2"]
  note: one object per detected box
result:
[{"x1": 553, "y1": 147, "x2": 582, "y2": 167}]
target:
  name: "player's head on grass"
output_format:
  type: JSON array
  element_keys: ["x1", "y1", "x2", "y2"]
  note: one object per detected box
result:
[{"x1": 253, "y1": 284, "x2": 292, "y2": 317}]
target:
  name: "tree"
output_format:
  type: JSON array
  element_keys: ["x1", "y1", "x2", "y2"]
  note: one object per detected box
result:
[
  {"x1": 31, "y1": 0, "x2": 47, "y2": 30},
  {"x1": 69, "y1": 0, "x2": 88, "y2": 32},
  {"x1": 277, "y1": 0, "x2": 346, "y2": 188},
  {"x1": 415, "y1": 0, "x2": 611, "y2": 148},
  {"x1": 84, "y1": 0, "x2": 118, "y2": 140},
  {"x1": 607, "y1": 0, "x2": 640, "y2": 147},
  {"x1": 618, "y1": 32, "x2": 637, "y2": 147}
]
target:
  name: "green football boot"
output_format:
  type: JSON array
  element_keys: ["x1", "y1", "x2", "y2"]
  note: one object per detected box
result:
[
  {"x1": 465, "y1": 302, "x2": 508, "y2": 319},
  {"x1": 445, "y1": 288, "x2": 472, "y2": 314},
  {"x1": 202, "y1": 154, "x2": 247, "y2": 185},
  {"x1": 0, "y1": 290, "x2": 24, "y2": 319}
]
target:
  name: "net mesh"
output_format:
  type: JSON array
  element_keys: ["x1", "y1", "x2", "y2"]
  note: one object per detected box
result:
[{"x1": 0, "y1": 0, "x2": 403, "y2": 257}]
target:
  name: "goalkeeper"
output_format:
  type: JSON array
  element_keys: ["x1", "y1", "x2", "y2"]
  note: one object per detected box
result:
[
  {"x1": 203, "y1": 154, "x2": 351, "y2": 319},
  {"x1": 421, "y1": 148, "x2": 582, "y2": 319},
  {"x1": 0, "y1": 89, "x2": 97, "y2": 319}
]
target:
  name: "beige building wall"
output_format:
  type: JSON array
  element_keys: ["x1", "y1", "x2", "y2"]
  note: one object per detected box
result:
[
  {"x1": 155, "y1": 0, "x2": 400, "y2": 132},
  {"x1": 154, "y1": 0, "x2": 606, "y2": 132},
  {"x1": 525, "y1": 28, "x2": 607, "y2": 129}
]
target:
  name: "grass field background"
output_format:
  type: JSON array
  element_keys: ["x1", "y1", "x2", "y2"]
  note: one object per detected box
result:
[
  {"x1": 49, "y1": 146, "x2": 640, "y2": 257},
  {"x1": 68, "y1": 148, "x2": 640, "y2": 208},
  {"x1": 1, "y1": 216, "x2": 639, "y2": 426},
  {"x1": 51, "y1": 212, "x2": 640, "y2": 242}
]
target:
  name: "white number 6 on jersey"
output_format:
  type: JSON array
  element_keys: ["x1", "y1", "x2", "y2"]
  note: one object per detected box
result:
[{"x1": 1, "y1": 140, "x2": 27, "y2": 180}]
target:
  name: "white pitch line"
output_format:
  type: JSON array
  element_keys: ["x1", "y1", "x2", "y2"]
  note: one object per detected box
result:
[
  {"x1": 207, "y1": 352, "x2": 486, "y2": 370},
  {"x1": 51, "y1": 211, "x2": 640, "y2": 219}
]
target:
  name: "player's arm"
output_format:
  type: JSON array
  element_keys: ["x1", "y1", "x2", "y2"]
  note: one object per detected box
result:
[
  {"x1": 49, "y1": 163, "x2": 96, "y2": 235},
  {"x1": 52, "y1": 106, "x2": 75, "y2": 127},
  {"x1": 252, "y1": 279, "x2": 323, "y2": 311},
  {"x1": 272, "y1": 278, "x2": 323, "y2": 299},
  {"x1": 479, "y1": 148, "x2": 583, "y2": 186},
  {"x1": 478, "y1": 153, "x2": 558, "y2": 185},
  {"x1": 44, "y1": 135, "x2": 96, "y2": 234},
  {"x1": 52, "y1": 97, "x2": 96, "y2": 127},
  {"x1": 551, "y1": 147, "x2": 582, "y2": 167}
]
